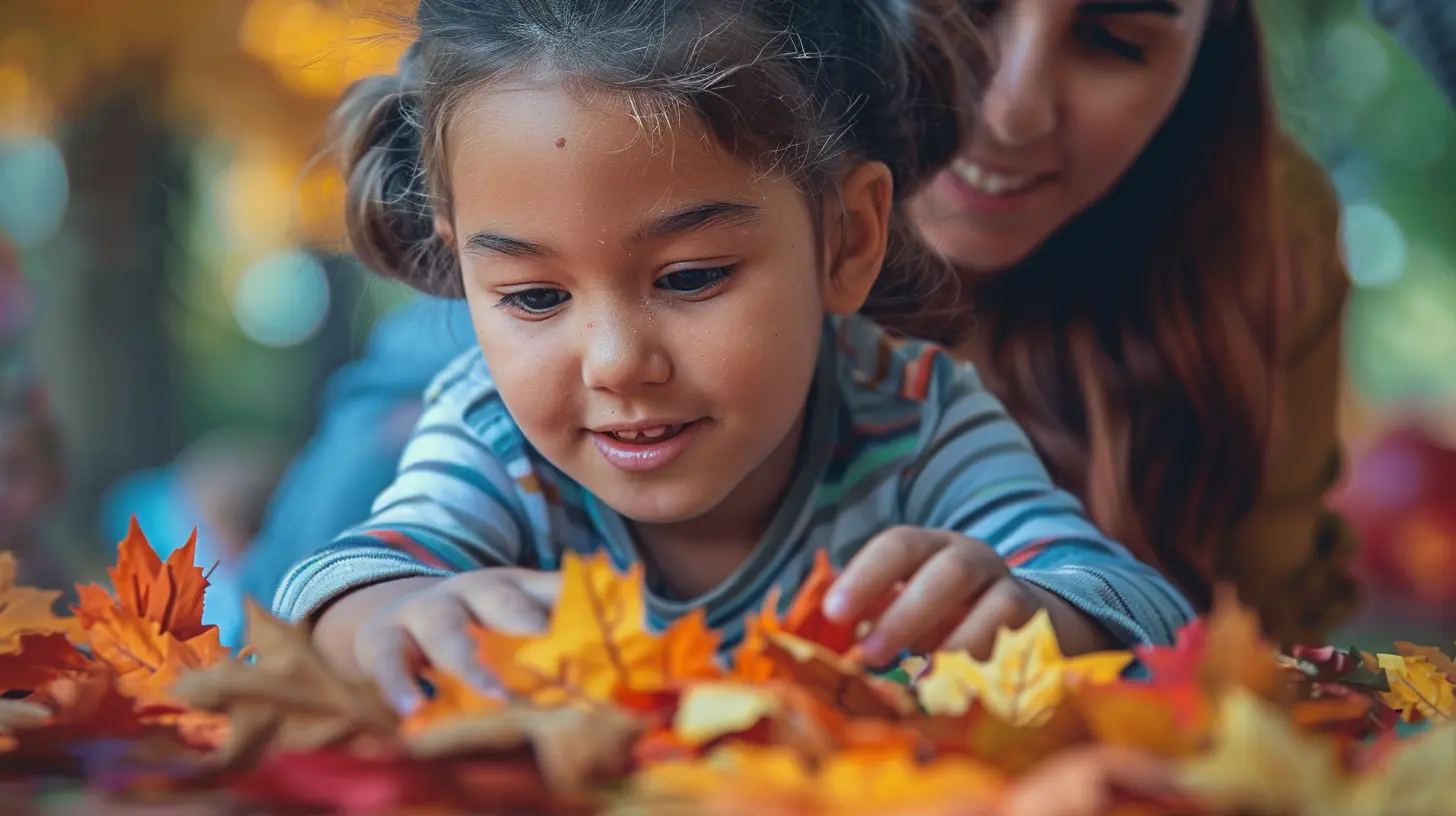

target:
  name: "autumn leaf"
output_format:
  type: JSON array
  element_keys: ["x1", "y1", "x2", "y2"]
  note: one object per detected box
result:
[
  {"x1": 404, "y1": 702, "x2": 644, "y2": 796},
  {"x1": 475, "y1": 553, "x2": 722, "y2": 705},
  {"x1": 916, "y1": 609, "x2": 1132, "y2": 727},
  {"x1": 621, "y1": 742, "x2": 1004, "y2": 816},
  {"x1": 401, "y1": 667, "x2": 504, "y2": 737},
  {"x1": 0, "y1": 553, "x2": 81, "y2": 650},
  {"x1": 1393, "y1": 642, "x2": 1456, "y2": 684},
  {"x1": 169, "y1": 600, "x2": 400, "y2": 770},
  {"x1": 0, "y1": 667, "x2": 191, "y2": 773},
  {"x1": 220, "y1": 747, "x2": 467, "y2": 813},
  {"x1": 1373, "y1": 652, "x2": 1456, "y2": 723},
  {"x1": 1072, "y1": 680, "x2": 1211, "y2": 758},
  {"x1": 77, "y1": 517, "x2": 213, "y2": 641},
  {"x1": 81, "y1": 604, "x2": 228, "y2": 705},
  {"x1": 1196, "y1": 587, "x2": 1288, "y2": 702},
  {"x1": 752, "y1": 630, "x2": 918, "y2": 719},
  {"x1": 0, "y1": 632, "x2": 91, "y2": 692},
  {"x1": 910, "y1": 701, "x2": 1089, "y2": 775}
]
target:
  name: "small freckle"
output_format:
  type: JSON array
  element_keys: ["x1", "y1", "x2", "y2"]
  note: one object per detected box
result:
[{"x1": 555, "y1": 137, "x2": 567, "y2": 148}]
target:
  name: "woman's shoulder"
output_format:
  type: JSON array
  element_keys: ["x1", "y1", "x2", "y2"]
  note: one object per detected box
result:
[{"x1": 1273, "y1": 133, "x2": 1352, "y2": 359}]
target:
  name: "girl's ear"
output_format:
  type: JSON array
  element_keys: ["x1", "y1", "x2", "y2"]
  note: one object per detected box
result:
[
  {"x1": 822, "y1": 161, "x2": 894, "y2": 316},
  {"x1": 434, "y1": 214, "x2": 456, "y2": 249}
]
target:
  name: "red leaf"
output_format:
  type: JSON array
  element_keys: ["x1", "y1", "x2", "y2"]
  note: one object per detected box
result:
[
  {"x1": 224, "y1": 748, "x2": 462, "y2": 811},
  {"x1": 0, "y1": 632, "x2": 90, "y2": 692}
]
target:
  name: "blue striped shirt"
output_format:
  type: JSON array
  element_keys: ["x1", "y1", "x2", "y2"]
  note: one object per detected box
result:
[{"x1": 272, "y1": 315, "x2": 1193, "y2": 649}]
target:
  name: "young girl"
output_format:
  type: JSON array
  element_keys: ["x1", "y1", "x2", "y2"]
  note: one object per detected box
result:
[{"x1": 275, "y1": 0, "x2": 1194, "y2": 711}]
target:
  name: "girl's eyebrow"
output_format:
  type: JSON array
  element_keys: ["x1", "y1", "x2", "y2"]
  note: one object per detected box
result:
[
  {"x1": 1078, "y1": 0, "x2": 1181, "y2": 14},
  {"x1": 463, "y1": 201, "x2": 763, "y2": 260}
]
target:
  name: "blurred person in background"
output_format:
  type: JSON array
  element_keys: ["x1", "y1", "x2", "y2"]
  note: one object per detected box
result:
[
  {"x1": 101, "y1": 430, "x2": 288, "y2": 648},
  {"x1": 0, "y1": 234, "x2": 67, "y2": 589},
  {"x1": 238, "y1": 295, "x2": 473, "y2": 605}
]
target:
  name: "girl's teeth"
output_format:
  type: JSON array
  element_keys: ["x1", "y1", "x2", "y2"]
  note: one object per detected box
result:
[
  {"x1": 641, "y1": 426, "x2": 668, "y2": 439},
  {"x1": 952, "y1": 158, "x2": 1034, "y2": 196},
  {"x1": 610, "y1": 425, "x2": 678, "y2": 442}
]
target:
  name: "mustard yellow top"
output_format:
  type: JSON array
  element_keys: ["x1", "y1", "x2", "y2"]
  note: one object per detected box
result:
[{"x1": 1219, "y1": 137, "x2": 1359, "y2": 647}]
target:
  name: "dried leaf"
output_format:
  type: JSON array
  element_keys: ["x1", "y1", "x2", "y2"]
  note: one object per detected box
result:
[
  {"x1": 1374, "y1": 652, "x2": 1456, "y2": 723},
  {"x1": 0, "y1": 553, "x2": 80, "y2": 650},
  {"x1": 78, "y1": 518, "x2": 212, "y2": 641},
  {"x1": 0, "y1": 632, "x2": 91, "y2": 692},
  {"x1": 401, "y1": 667, "x2": 505, "y2": 736},
  {"x1": 621, "y1": 742, "x2": 1004, "y2": 816},
  {"x1": 475, "y1": 553, "x2": 722, "y2": 705},
  {"x1": 1072, "y1": 680, "x2": 1211, "y2": 758},
  {"x1": 911, "y1": 702, "x2": 1089, "y2": 775},
  {"x1": 80, "y1": 605, "x2": 228, "y2": 705},
  {"x1": 754, "y1": 631, "x2": 918, "y2": 719},
  {"x1": 1197, "y1": 587, "x2": 1288, "y2": 702},
  {"x1": 404, "y1": 703, "x2": 643, "y2": 795},
  {"x1": 168, "y1": 600, "x2": 400, "y2": 770},
  {"x1": 917, "y1": 609, "x2": 1132, "y2": 726},
  {"x1": 1394, "y1": 642, "x2": 1456, "y2": 684}
]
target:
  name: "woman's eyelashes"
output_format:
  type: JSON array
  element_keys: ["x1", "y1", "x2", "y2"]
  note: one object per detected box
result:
[
  {"x1": 493, "y1": 266, "x2": 734, "y2": 317},
  {"x1": 964, "y1": 2, "x2": 1148, "y2": 65}
]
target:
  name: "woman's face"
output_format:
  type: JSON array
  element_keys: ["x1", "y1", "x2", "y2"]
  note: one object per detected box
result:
[{"x1": 910, "y1": 0, "x2": 1215, "y2": 274}]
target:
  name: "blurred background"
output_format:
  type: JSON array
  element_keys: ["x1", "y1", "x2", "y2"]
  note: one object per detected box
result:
[{"x1": 0, "y1": 0, "x2": 1451, "y2": 649}]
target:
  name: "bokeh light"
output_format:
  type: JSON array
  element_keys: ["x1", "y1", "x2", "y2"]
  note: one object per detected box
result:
[
  {"x1": 231, "y1": 249, "x2": 331, "y2": 348},
  {"x1": 0, "y1": 136, "x2": 68, "y2": 249},
  {"x1": 1342, "y1": 201, "x2": 1407, "y2": 288}
]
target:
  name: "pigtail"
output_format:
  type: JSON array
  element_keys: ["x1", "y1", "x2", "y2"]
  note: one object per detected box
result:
[
  {"x1": 848, "y1": 0, "x2": 983, "y2": 346},
  {"x1": 333, "y1": 42, "x2": 461, "y2": 297}
]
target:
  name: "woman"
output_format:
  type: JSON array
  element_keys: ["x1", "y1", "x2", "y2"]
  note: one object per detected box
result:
[
  {"x1": 249, "y1": 0, "x2": 1356, "y2": 646},
  {"x1": 900, "y1": 0, "x2": 1357, "y2": 646}
]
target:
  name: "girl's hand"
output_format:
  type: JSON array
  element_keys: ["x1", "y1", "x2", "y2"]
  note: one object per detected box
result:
[
  {"x1": 822, "y1": 527, "x2": 1113, "y2": 666},
  {"x1": 332, "y1": 568, "x2": 561, "y2": 713}
]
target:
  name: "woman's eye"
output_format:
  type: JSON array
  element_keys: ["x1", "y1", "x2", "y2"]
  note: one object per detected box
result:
[
  {"x1": 498, "y1": 288, "x2": 570, "y2": 314},
  {"x1": 657, "y1": 266, "x2": 732, "y2": 295},
  {"x1": 1076, "y1": 21, "x2": 1146, "y2": 63}
]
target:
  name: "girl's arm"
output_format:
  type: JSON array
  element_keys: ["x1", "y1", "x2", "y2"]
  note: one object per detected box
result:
[
  {"x1": 1220, "y1": 139, "x2": 1359, "y2": 648},
  {"x1": 900, "y1": 359, "x2": 1196, "y2": 648},
  {"x1": 271, "y1": 349, "x2": 529, "y2": 625}
]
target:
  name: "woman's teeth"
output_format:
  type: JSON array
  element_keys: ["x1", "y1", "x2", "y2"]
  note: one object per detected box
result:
[
  {"x1": 609, "y1": 425, "x2": 678, "y2": 442},
  {"x1": 952, "y1": 158, "x2": 1036, "y2": 195}
]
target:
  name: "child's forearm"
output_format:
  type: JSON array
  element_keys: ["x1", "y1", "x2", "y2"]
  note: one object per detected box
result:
[
  {"x1": 311, "y1": 575, "x2": 445, "y2": 677},
  {"x1": 1020, "y1": 580, "x2": 1119, "y2": 656}
]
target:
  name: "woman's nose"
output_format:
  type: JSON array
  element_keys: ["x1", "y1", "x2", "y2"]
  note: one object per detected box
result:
[{"x1": 979, "y1": 23, "x2": 1059, "y2": 148}]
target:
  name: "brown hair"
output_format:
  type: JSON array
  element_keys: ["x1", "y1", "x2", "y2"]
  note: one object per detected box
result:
[
  {"x1": 331, "y1": 0, "x2": 979, "y2": 329},
  {"x1": 960, "y1": 0, "x2": 1294, "y2": 610}
]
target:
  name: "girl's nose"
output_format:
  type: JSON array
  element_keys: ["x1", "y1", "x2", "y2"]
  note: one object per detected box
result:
[{"x1": 580, "y1": 312, "x2": 672, "y2": 393}]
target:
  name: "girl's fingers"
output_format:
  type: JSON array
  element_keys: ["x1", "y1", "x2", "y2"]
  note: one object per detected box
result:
[
  {"x1": 411, "y1": 597, "x2": 505, "y2": 696},
  {"x1": 507, "y1": 569, "x2": 564, "y2": 609},
  {"x1": 464, "y1": 578, "x2": 553, "y2": 636},
  {"x1": 857, "y1": 542, "x2": 1001, "y2": 665},
  {"x1": 938, "y1": 577, "x2": 1040, "y2": 660},
  {"x1": 824, "y1": 526, "x2": 950, "y2": 624},
  {"x1": 358, "y1": 623, "x2": 428, "y2": 714}
]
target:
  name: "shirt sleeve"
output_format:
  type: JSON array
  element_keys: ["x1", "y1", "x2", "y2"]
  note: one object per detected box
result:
[
  {"x1": 900, "y1": 356, "x2": 1195, "y2": 647},
  {"x1": 271, "y1": 353, "x2": 531, "y2": 624}
]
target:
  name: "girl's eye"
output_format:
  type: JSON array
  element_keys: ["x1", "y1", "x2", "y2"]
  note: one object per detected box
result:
[
  {"x1": 656, "y1": 266, "x2": 732, "y2": 295},
  {"x1": 1075, "y1": 20, "x2": 1147, "y2": 63},
  {"x1": 497, "y1": 288, "x2": 570, "y2": 314}
]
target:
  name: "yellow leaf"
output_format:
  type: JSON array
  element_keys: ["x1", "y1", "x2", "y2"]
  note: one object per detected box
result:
[
  {"x1": 0, "y1": 553, "x2": 79, "y2": 650},
  {"x1": 1375, "y1": 653, "x2": 1456, "y2": 723},
  {"x1": 916, "y1": 609, "x2": 1132, "y2": 726},
  {"x1": 475, "y1": 553, "x2": 722, "y2": 705},
  {"x1": 672, "y1": 682, "x2": 782, "y2": 747}
]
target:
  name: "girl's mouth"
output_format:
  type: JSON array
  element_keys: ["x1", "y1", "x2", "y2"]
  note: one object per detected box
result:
[{"x1": 591, "y1": 419, "x2": 704, "y2": 473}]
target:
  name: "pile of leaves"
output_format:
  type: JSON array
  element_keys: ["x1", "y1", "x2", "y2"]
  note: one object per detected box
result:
[{"x1": 0, "y1": 520, "x2": 1453, "y2": 814}]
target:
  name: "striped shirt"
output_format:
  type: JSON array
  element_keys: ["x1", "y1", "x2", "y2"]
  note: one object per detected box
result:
[{"x1": 273, "y1": 314, "x2": 1194, "y2": 650}]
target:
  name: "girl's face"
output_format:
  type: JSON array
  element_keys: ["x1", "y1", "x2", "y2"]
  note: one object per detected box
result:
[
  {"x1": 910, "y1": 0, "x2": 1213, "y2": 273},
  {"x1": 441, "y1": 85, "x2": 885, "y2": 531}
]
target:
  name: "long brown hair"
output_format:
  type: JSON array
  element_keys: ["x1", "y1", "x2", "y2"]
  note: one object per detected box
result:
[{"x1": 962, "y1": 0, "x2": 1293, "y2": 610}]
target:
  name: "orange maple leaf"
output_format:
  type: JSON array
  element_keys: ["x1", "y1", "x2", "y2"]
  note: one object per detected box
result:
[
  {"x1": 474, "y1": 553, "x2": 722, "y2": 705},
  {"x1": 0, "y1": 553, "x2": 81, "y2": 650},
  {"x1": 0, "y1": 666, "x2": 191, "y2": 766},
  {"x1": 729, "y1": 551, "x2": 915, "y2": 719},
  {"x1": 402, "y1": 668, "x2": 505, "y2": 736},
  {"x1": 75, "y1": 517, "x2": 213, "y2": 641},
  {"x1": 0, "y1": 633, "x2": 91, "y2": 693},
  {"x1": 82, "y1": 604, "x2": 228, "y2": 705}
]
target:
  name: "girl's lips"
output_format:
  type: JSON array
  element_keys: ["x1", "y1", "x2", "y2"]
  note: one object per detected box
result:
[{"x1": 590, "y1": 419, "x2": 703, "y2": 473}]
